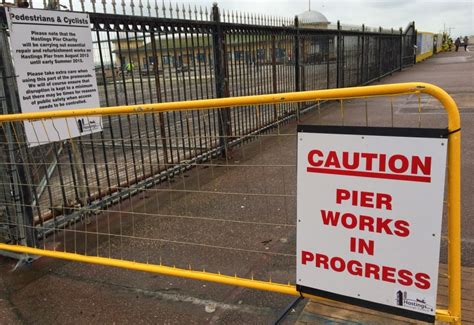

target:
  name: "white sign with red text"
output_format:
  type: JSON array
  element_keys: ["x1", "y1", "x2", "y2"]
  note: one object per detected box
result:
[{"x1": 296, "y1": 126, "x2": 447, "y2": 321}]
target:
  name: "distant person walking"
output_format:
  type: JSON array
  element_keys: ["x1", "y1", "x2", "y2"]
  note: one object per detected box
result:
[
  {"x1": 463, "y1": 36, "x2": 469, "y2": 51},
  {"x1": 454, "y1": 37, "x2": 461, "y2": 51}
]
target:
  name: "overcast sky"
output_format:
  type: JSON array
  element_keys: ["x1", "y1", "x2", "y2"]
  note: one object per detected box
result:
[
  {"x1": 210, "y1": 0, "x2": 473, "y2": 37},
  {"x1": 25, "y1": 0, "x2": 473, "y2": 37}
]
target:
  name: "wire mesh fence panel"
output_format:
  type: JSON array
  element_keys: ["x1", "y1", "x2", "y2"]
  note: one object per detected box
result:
[
  {"x1": 0, "y1": 112, "x2": 293, "y2": 283},
  {"x1": 0, "y1": 90, "x2": 450, "y2": 278},
  {"x1": 0, "y1": 0, "x2": 418, "y2": 265},
  {"x1": 0, "y1": 2, "x2": 461, "y2": 322},
  {"x1": 0, "y1": 0, "x2": 417, "y2": 254},
  {"x1": 0, "y1": 75, "x2": 463, "y2": 325},
  {"x1": 1, "y1": 5, "x2": 414, "y2": 228}
]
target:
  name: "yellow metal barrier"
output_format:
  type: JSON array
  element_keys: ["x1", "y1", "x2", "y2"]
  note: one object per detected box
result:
[{"x1": 0, "y1": 82, "x2": 461, "y2": 324}]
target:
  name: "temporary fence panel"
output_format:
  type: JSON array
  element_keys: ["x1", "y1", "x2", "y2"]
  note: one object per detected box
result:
[
  {"x1": 0, "y1": 82, "x2": 462, "y2": 324},
  {"x1": 416, "y1": 32, "x2": 435, "y2": 63}
]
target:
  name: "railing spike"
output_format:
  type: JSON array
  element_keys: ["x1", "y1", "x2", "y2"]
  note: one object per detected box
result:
[
  {"x1": 102, "y1": 0, "x2": 107, "y2": 13},
  {"x1": 139, "y1": 0, "x2": 144, "y2": 16},
  {"x1": 147, "y1": 0, "x2": 151, "y2": 16},
  {"x1": 154, "y1": 0, "x2": 159, "y2": 17},
  {"x1": 130, "y1": 0, "x2": 135, "y2": 16},
  {"x1": 91, "y1": 0, "x2": 97, "y2": 13},
  {"x1": 121, "y1": 0, "x2": 126, "y2": 15},
  {"x1": 111, "y1": 0, "x2": 117, "y2": 14}
]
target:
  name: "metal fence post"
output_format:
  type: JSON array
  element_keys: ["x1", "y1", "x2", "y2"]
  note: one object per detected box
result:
[
  {"x1": 271, "y1": 35, "x2": 277, "y2": 120},
  {"x1": 336, "y1": 20, "x2": 341, "y2": 88},
  {"x1": 211, "y1": 3, "x2": 231, "y2": 157},
  {"x1": 0, "y1": 25, "x2": 36, "y2": 248},
  {"x1": 412, "y1": 22, "x2": 417, "y2": 65},
  {"x1": 341, "y1": 29, "x2": 345, "y2": 87},
  {"x1": 301, "y1": 38, "x2": 306, "y2": 91},
  {"x1": 399, "y1": 27, "x2": 403, "y2": 71},
  {"x1": 356, "y1": 31, "x2": 360, "y2": 85},
  {"x1": 410, "y1": 21, "x2": 418, "y2": 64},
  {"x1": 326, "y1": 36, "x2": 330, "y2": 88},
  {"x1": 150, "y1": 34, "x2": 169, "y2": 165},
  {"x1": 294, "y1": 16, "x2": 300, "y2": 120},
  {"x1": 361, "y1": 24, "x2": 365, "y2": 84},
  {"x1": 378, "y1": 27, "x2": 382, "y2": 81},
  {"x1": 294, "y1": 16, "x2": 300, "y2": 93}
]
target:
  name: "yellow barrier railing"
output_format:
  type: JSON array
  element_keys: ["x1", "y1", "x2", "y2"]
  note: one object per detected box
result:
[{"x1": 0, "y1": 82, "x2": 461, "y2": 324}]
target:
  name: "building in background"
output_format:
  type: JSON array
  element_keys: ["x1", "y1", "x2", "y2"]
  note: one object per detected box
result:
[{"x1": 297, "y1": 8, "x2": 330, "y2": 29}]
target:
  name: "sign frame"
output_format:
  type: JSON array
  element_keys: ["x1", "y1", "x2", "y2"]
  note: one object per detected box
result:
[{"x1": 296, "y1": 124, "x2": 449, "y2": 323}]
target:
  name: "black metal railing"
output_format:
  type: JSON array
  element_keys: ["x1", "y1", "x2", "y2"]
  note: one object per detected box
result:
[{"x1": 0, "y1": 3, "x2": 416, "y2": 244}]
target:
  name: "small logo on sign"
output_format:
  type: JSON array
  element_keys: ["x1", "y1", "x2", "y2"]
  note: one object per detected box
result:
[
  {"x1": 77, "y1": 118, "x2": 99, "y2": 133},
  {"x1": 396, "y1": 290, "x2": 433, "y2": 312}
]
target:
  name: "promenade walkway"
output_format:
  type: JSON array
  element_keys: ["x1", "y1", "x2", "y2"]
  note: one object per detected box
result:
[{"x1": 0, "y1": 48, "x2": 472, "y2": 324}]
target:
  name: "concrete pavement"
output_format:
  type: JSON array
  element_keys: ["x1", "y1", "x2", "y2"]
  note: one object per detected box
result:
[{"x1": 0, "y1": 49, "x2": 472, "y2": 324}]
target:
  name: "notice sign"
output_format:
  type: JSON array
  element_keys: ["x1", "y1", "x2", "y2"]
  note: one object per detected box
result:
[
  {"x1": 296, "y1": 125, "x2": 448, "y2": 323},
  {"x1": 6, "y1": 8, "x2": 101, "y2": 146}
]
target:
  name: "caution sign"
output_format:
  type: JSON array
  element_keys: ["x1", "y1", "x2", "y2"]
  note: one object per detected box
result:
[{"x1": 296, "y1": 125, "x2": 448, "y2": 322}]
